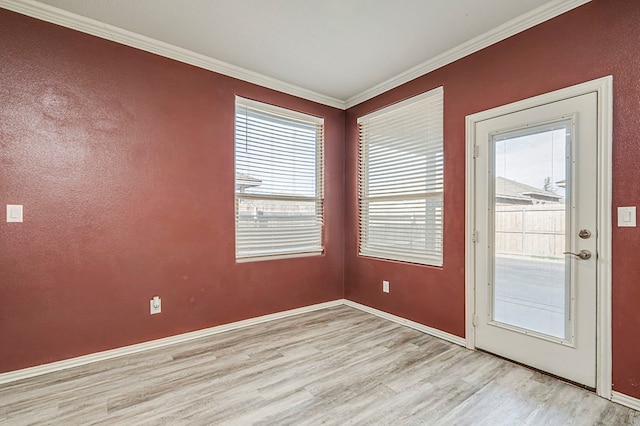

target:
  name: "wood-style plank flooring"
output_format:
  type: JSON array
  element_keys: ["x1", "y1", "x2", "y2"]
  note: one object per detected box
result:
[{"x1": 1, "y1": 306, "x2": 638, "y2": 425}]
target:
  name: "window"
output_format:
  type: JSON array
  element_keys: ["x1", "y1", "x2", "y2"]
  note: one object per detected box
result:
[
  {"x1": 358, "y1": 87, "x2": 444, "y2": 266},
  {"x1": 234, "y1": 97, "x2": 324, "y2": 261}
]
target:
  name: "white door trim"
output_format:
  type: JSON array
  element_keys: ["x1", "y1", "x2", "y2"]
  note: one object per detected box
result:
[{"x1": 465, "y1": 76, "x2": 613, "y2": 399}]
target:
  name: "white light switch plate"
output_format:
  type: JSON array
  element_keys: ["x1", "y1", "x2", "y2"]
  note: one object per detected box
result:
[
  {"x1": 618, "y1": 206, "x2": 636, "y2": 227},
  {"x1": 382, "y1": 280, "x2": 390, "y2": 293},
  {"x1": 6, "y1": 205, "x2": 23, "y2": 222}
]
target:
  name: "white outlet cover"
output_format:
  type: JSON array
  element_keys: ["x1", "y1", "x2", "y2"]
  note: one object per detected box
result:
[
  {"x1": 383, "y1": 280, "x2": 390, "y2": 293},
  {"x1": 150, "y1": 296, "x2": 162, "y2": 314}
]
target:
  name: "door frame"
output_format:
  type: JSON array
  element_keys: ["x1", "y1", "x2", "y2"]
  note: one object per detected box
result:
[{"x1": 464, "y1": 76, "x2": 613, "y2": 399}]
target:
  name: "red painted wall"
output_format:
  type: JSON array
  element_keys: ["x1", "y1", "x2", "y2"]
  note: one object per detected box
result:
[
  {"x1": 345, "y1": 0, "x2": 640, "y2": 398},
  {"x1": 2, "y1": 0, "x2": 640, "y2": 401},
  {"x1": 0, "y1": 9, "x2": 344, "y2": 373}
]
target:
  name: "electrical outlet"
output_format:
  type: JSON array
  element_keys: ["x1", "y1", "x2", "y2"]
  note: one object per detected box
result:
[
  {"x1": 382, "y1": 280, "x2": 390, "y2": 293},
  {"x1": 150, "y1": 296, "x2": 162, "y2": 314}
]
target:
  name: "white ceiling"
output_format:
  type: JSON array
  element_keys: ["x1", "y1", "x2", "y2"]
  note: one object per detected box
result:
[{"x1": 4, "y1": 0, "x2": 589, "y2": 108}]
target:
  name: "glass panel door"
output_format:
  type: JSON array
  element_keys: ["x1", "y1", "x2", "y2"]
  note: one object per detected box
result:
[
  {"x1": 473, "y1": 89, "x2": 599, "y2": 388},
  {"x1": 491, "y1": 120, "x2": 571, "y2": 340}
]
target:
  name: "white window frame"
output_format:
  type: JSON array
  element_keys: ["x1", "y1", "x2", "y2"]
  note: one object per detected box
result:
[
  {"x1": 357, "y1": 87, "x2": 444, "y2": 266},
  {"x1": 234, "y1": 97, "x2": 324, "y2": 262}
]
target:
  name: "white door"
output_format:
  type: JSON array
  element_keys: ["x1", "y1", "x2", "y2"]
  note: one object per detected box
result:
[{"x1": 474, "y1": 92, "x2": 598, "y2": 387}]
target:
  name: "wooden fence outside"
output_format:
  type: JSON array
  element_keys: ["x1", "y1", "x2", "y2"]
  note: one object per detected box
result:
[{"x1": 494, "y1": 204, "x2": 565, "y2": 258}]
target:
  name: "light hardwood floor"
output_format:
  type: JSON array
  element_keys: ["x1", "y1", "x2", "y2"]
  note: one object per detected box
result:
[{"x1": 1, "y1": 305, "x2": 638, "y2": 425}]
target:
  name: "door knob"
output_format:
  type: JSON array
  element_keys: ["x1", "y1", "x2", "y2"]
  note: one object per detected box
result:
[
  {"x1": 579, "y1": 229, "x2": 592, "y2": 239},
  {"x1": 563, "y1": 250, "x2": 592, "y2": 260}
]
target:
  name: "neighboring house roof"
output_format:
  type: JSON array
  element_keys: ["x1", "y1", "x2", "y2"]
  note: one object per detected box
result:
[
  {"x1": 236, "y1": 172, "x2": 262, "y2": 191},
  {"x1": 495, "y1": 176, "x2": 563, "y2": 204}
]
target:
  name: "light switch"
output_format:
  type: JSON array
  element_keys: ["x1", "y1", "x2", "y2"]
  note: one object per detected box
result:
[
  {"x1": 6, "y1": 205, "x2": 23, "y2": 223},
  {"x1": 618, "y1": 206, "x2": 636, "y2": 227}
]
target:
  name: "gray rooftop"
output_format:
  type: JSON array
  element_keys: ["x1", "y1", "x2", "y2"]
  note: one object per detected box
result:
[{"x1": 495, "y1": 176, "x2": 563, "y2": 204}]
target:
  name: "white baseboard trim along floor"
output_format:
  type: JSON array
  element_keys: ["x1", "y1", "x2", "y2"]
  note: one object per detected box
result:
[
  {"x1": 1, "y1": 298, "x2": 637, "y2": 412},
  {"x1": 0, "y1": 299, "x2": 344, "y2": 385}
]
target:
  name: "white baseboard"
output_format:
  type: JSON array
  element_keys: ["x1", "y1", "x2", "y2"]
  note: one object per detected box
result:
[
  {"x1": 0, "y1": 298, "x2": 467, "y2": 385},
  {"x1": 344, "y1": 300, "x2": 466, "y2": 347},
  {"x1": 612, "y1": 391, "x2": 640, "y2": 411},
  {"x1": 3, "y1": 294, "x2": 635, "y2": 410},
  {"x1": 0, "y1": 299, "x2": 343, "y2": 385}
]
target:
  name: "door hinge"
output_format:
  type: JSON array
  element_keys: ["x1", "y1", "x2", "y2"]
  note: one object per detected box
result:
[
  {"x1": 472, "y1": 314, "x2": 479, "y2": 327},
  {"x1": 473, "y1": 145, "x2": 479, "y2": 158},
  {"x1": 472, "y1": 230, "x2": 479, "y2": 243}
]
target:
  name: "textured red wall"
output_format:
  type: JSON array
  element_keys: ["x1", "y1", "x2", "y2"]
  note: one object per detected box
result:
[
  {"x1": 345, "y1": 0, "x2": 640, "y2": 398},
  {"x1": 2, "y1": 0, "x2": 640, "y2": 401},
  {"x1": 0, "y1": 9, "x2": 344, "y2": 373}
]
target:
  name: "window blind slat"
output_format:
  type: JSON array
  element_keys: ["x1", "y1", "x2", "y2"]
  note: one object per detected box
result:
[
  {"x1": 235, "y1": 97, "x2": 324, "y2": 260},
  {"x1": 358, "y1": 88, "x2": 444, "y2": 267}
]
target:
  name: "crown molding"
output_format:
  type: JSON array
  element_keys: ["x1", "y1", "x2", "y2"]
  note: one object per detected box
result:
[
  {"x1": 0, "y1": 0, "x2": 346, "y2": 109},
  {"x1": 344, "y1": 0, "x2": 592, "y2": 109},
  {"x1": 1, "y1": 0, "x2": 591, "y2": 110}
]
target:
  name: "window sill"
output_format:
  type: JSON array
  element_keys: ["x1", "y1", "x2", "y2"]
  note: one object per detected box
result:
[{"x1": 236, "y1": 250, "x2": 324, "y2": 263}]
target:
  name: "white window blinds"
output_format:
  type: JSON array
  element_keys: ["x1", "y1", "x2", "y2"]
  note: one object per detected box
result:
[
  {"x1": 358, "y1": 87, "x2": 444, "y2": 266},
  {"x1": 235, "y1": 97, "x2": 324, "y2": 261}
]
